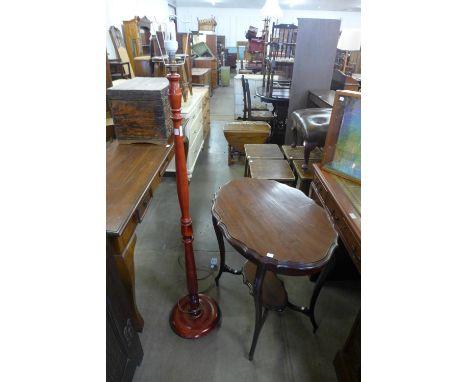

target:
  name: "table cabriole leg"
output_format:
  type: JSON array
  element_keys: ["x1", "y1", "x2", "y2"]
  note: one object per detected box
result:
[
  {"x1": 213, "y1": 215, "x2": 226, "y2": 286},
  {"x1": 309, "y1": 251, "x2": 337, "y2": 333},
  {"x1": 248, "y1": 264, "x2": 267, "y2": 361},
  {"x1": 212, "y1": 215, "x2": 242, "y2": 286}
]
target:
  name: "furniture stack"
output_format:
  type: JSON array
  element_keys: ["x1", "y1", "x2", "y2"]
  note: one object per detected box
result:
[{"x1": 193, "y1": 57, "x2": 218, "y2": 92}]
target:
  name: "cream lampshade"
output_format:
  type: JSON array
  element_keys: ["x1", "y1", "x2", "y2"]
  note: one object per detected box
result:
[
  {"x1": 261, "y1": 0, "x2": 283, "y2": 19},
  {"x1": 337, "y1": 29, "x2": 361, "y2": 51}
]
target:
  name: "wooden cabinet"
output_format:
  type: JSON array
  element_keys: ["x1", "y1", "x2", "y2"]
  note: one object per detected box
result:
[
  {"x1": 107, "y1": 239, "x2": 143, "y2": 382},
  {"x1": 122, "y1": 16, "x2": 152, "y2": 73},
  {"x1": 166, "y1": 87, "x2": 210, "y2": 179},
  {"x1": 107, "y1": 142, "x2": 174, "y2": 332}
]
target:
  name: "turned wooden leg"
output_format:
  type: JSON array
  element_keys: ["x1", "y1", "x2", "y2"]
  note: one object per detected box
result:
[
  {"x1": 212, "y1": 215, "x2": 241, "y2": 286},
  {"x1": 248, "y1": 264, "x2": 267, "y2": 361},
  {"x1": 213, "y1": 215, "x2": 226, "y2": 286},
  {"x1": 113, "y1": 234, "x2": 144, "y2": 332}
]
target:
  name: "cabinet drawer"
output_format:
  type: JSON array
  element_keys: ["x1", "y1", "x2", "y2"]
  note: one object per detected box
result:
[
  {"x1": 311, "y1": 174, "x2": 328, "y2": 206},
  {"x1": 185, "y1": 107, "x2": 203, "y2": 140},
  {"x1": 324, "y1": 191, "x2": 360, "y2": 263},
  {"x1": 188, "y1": 127, "x2": 203, "y2": 165},
  {"x1": 136, "y1": 190, "x2": 152, "y2": 223}
]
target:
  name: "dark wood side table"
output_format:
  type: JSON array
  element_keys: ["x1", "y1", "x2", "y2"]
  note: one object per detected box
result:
[
  {"x1": 244, "y1": 143, "x2": 284, "y2": 177},
  {"x1": 212, "y1": 178, "x2": 338, "y2": 360},
  {"x1": 281, "y1": 145, "x2": 304, "y2": 165},
  {"x1": 256, "y1": 86, "x2": 290, "y2": 145},
  {"x1": 107, "y1": 141, "x2": 174, "y2": 331}
]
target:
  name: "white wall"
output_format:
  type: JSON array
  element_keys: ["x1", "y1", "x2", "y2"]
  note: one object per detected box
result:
[
  {"x1": 176, "y1": 7, "x2": 360, "y2": 47},
  {"x1": 106, "y1": 0, "x2": 170, "y2": 58}
]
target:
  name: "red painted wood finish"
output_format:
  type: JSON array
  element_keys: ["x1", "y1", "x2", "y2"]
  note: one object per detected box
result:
[{"x1": 167, "y1": 70, "x2": 220, "y2": 338}]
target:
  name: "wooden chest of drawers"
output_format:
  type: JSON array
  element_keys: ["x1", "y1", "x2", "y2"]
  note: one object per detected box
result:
[
  {"x1": 201, "y1": 88, "x2": 210, "y2": 138},
  {"x1": 165, "y1": 87, "x2": 209, "y2": 179},
  {"x1": 107, "y1": 77, "x2": 173, "y2": 144}
]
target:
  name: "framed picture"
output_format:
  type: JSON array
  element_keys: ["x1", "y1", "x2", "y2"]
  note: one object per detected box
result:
[{"x1": 321, "y1": 90, "x2": 361, "y2": 184}]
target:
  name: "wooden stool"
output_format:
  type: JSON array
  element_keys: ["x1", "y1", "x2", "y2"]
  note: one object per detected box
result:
[
  {"x1": 281, "y1": 145, "x2": 304, "y2": 165},
  {"x1": 244, "y1": 144, "x2": 284, "y2": 177},
  {"x1": 223, "y1": 122, "x2": 271, "y2": 165},
  {"x1": 292, "y1": 160, "x2": 315, "y2": 194},
  {"x1": 249, "y1": 159, "x2": 296, "y2": 186}
]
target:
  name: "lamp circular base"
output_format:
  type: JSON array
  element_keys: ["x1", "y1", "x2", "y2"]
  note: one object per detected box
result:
[{"x1": 170, "y1": 294, "x2": 221, "y2": 339}]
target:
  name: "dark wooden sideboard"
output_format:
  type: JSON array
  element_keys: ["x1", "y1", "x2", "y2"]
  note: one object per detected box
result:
[
  {"x1": 107, "y1": 141, "x2": 174, "y2": 331},
  {"x1": 107, "y1": 238, "x2": 143, "y2": 381},
  {"x1": 310, "y1": 163, "x2": 361, "y2": 382},
  {"x1": 310, "y1": 164, "x2": 360, "y2": 272}
]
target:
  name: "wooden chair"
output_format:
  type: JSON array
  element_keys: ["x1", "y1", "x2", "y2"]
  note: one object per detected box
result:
[
  {"x1": 109, "y1": 26, "x2": 134, "y2": 78},
  {"x1": 241, "y1": 76, "x2": 273, "y2": 123}
]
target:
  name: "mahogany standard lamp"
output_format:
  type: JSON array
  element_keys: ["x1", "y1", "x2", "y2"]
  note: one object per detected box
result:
[{"x1": 162, "y1": 19, "x2": 220, "y2": 338}]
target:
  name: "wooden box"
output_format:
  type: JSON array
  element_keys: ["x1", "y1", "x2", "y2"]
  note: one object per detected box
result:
[
  {"x1": 223, "y1": 121, "x2": 271, "y2": 164},
  {"x1": 107, "y1": 77, "x2": 173, "y2": 144},
  {"x1": 193, "y1": 57, "x2": 217, "y2": 90},
  {"x1": 192, "y1": 68, "x2": 211, "y2": 95}
]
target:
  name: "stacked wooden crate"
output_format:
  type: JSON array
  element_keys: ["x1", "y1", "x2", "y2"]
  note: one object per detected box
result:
[{"x1": 107, "y1": 77, "x2": 173, "y2": 144}]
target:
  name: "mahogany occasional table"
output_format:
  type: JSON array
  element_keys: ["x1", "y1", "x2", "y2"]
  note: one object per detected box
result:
[{"x1": 212, "y1": 178, "x2": 338, "y2": 360}]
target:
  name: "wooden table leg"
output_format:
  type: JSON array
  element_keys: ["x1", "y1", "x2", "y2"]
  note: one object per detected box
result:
[
  {"x1": 248, "y1": 264, "x2": 267, "y2": 361},
  {"x1": 244, "y1": 157, "x2": 250, "y2": 177},
  {"x1": 212, "y1": 215, "x2": 241, "y2": 286},
  {"x1": 113, "y1": 234, "x2": 144, "y2": 332},
  {"x1": 309, "y1": 250, "x2": 336, "y2": 332}
]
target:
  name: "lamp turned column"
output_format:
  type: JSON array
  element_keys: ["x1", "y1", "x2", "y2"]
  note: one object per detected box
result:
[{"x1": 167, "y1": 69, "x2": 220, "y2": 339}]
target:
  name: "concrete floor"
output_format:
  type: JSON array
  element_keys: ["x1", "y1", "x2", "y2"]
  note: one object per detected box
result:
[{"x1": 132, "y1": 78, "x2": 360, "y2": 382}]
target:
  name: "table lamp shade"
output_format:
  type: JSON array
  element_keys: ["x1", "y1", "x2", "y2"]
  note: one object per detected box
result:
[
  {"x1": 261, "y1": 0, "x2": 283, "y2": 18},
  {"x1": 337, "y1": 29, "x2": 361, "y2": 51}
]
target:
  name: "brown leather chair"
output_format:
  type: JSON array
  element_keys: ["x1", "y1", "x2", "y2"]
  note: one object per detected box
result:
[{"x1": 291, "y1": 108, "x2": 332, "y2": 169}]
